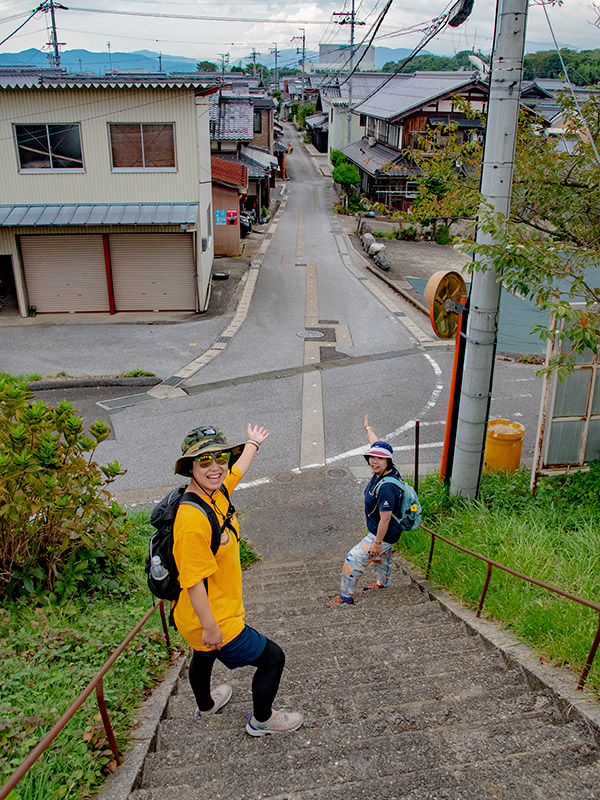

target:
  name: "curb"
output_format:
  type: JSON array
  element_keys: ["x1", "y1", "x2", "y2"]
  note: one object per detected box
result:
[
  {"x1": 394, "y1": 553, "x2": 600, "y2": 740},
  {"x1": 30, "y1": 377, "x2": 161, "y2": 391},
  {"x1": 96, "y1": 653, "x2": 187, "y2": 800}
]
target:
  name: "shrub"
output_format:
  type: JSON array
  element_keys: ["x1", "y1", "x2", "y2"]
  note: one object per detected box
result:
[
  {"x1": 433, "y1": 225, "x2": 452, "y2": 245},
  {"x1": 330, "y1": 149, "x2": 347, "y2": 167},
  {"x1": 397, "y1": 226, "x2": 418, "y2": 241},
  {"x1": 0, "y1": 380, "x2": 129, "y2": 602}
]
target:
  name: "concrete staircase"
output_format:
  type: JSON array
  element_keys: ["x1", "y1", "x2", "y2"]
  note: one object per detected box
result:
[{"x1": 129, "y1": 560, "x2": 600, "y2": 800}]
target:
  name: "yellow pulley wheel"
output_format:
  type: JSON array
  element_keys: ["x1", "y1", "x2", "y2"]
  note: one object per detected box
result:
[{"x1": 423, "y1": 270, "x2": 467, "y2": 340}]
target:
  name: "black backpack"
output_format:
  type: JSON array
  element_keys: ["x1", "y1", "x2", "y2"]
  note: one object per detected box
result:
[{"x1": 146, "y1": 485, "x2": 237, "y2": 618}]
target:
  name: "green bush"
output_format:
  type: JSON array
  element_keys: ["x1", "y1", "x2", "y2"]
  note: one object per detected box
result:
[
  {"x1": 433, "y1": 225, "x2": 452, "y2": 245},
  {"x1": 330, "y1": 149, "x2": 347, "y2": 167},
  {"x1": 0, "y1": 380, "x2": 129, "y2": 602},
  {"x1": 397, "y1": 226, "x2": 418, "y2": 241},
  {"x1": 373, "y1": 231, "x2": 395, "y2": 239}
]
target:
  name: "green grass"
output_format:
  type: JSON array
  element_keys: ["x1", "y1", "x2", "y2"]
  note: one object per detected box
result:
[
  {"x1": 0, "y1": 511, "x2": 260, "y2": 800},
  {"x1": 120, "y1": 370, "x2": 156, "y2": 378},
  {"x1": 0, "y1": 372, "x2": 42, "y2": 383},
  {"x1": 397, "y1": 468, "x2": 600, "y2": 693}
]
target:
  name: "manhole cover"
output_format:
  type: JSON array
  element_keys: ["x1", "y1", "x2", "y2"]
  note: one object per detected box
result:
[
  {"x1": 274, "y1": 473, "x2": 293, "y2": 483},
  {"x1": 327, "y1": 468, "x2": 347, "y2": 479},
  {"x1": 297, "y1": 330, "x2": 324, "y2": 339}
]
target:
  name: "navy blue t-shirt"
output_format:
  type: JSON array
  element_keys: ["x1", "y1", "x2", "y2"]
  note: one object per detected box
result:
[{"x1": 364, "y1": 467, "x2": 403, "y2": 544}]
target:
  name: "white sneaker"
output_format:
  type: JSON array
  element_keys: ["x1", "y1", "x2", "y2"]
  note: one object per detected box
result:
[
  {"x1": 194, "y1": 684, "x2": 232, "y2": 718},
  {"x1": 246, "y1": 709, "x2": 304, "y2": 736}
]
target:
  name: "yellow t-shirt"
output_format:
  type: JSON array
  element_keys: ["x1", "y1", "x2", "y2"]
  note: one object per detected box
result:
[{"x1": 172, "y1": 465, "x2": 244, "y2": 651}]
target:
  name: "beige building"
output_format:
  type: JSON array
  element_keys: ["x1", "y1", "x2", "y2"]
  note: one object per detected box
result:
[{"x1": 0, "y1": 69, "x2": 219, "y2": 316}]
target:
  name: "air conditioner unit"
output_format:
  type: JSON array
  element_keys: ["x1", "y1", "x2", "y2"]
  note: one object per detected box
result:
[{"x1": 368, "y1": 137, "x2": 376, "y2": 147}]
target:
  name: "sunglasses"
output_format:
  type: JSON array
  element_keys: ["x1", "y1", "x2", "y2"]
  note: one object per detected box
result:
[{"x1": 194, "y1": 451, "x2": 231, "y2": 468}]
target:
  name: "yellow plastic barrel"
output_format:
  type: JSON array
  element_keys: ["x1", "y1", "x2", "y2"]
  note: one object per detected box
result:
[{"x1": 483, "y1": 419, "x2": 525, "y2": 473}]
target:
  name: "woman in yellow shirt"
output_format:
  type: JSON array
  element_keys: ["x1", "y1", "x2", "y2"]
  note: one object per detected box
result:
[{"x1": 172, "y1": 424, "x2": 303, "y2": 737}]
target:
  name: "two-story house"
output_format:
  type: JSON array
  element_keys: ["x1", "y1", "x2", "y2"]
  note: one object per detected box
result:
[
  {"x1": 342, "y1": 71, "x2": 488, "y2": 210},
  {"x1": 0, "y1": 68, "x2": 219, "y2": 316}
]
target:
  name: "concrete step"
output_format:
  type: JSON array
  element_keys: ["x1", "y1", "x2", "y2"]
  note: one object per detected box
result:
[{"x1": 140, "y1": 725, "x2": 594, "y2": 798}]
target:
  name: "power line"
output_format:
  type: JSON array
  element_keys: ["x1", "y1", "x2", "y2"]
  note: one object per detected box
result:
[{"x1": 66, "y1": 6, "x2": 335, "y2": 26}]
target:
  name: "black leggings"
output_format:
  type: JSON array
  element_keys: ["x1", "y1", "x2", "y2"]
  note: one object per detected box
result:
[{"x1": 188, "y1": 638, "x2": 285, "y2": 722}]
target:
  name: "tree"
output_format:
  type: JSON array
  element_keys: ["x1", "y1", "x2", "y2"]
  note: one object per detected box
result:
[
  {"x1": 464, "y1": 93, "x2": 600, "y2": 375},
  {"x1": 230, "y1": 65, "x2": 245, "y2": 73},
  {"x1": 399, "y1": 118, "x2": 482, "y2": 235},
  {"x1": 294, "y1": 102, "x2": 316, "y2": 130},
  {"x1": 332, "y1": 161, "x2": 360, "y2": 205},
  {"x1": 246, "y1": 63, "x2": 270, "y2": 82},
  {"x1": 404, "y1": 91, "x2": 600, "y2": 375},
  {"x1": 196, "y1": 60, "x2": 218, "y2": 72}
]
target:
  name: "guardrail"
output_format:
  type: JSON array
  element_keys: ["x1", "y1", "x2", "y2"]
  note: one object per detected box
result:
[
  {"x1": 421, "y1": 524, "x2": 600, "y2": 691},
  {"x1": 0, "y1": 600, "x2": 172, "y2": 800}
]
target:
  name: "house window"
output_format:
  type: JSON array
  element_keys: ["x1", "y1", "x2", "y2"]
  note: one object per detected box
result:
[
  {"x1": 253, "y1": 111, "x2": 262, "y2": 134},
  {"x1": 366, "y1": 118, "x2": 375, "y2": 138},
  {"x1": 109, "y1": 123, "x2": 176, "y2": 170},
  {"x1": 14, "y1": 123, "x2": 83, "y2": 171}
]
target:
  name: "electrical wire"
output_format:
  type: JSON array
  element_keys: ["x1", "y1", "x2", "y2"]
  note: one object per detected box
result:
[
  {"x1": 540, "y1": 0, "x2": 600, "y2": 165},
  {"x1": 66, "y1": 6, "x2": 333, "y2": 26},
  {"x1": 0, "y1": 3, "x2": 45, "y2": 47}
]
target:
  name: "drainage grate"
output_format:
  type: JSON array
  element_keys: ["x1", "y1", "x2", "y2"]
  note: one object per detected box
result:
[
  {"x1": 327, "y1": 468, "x2": 347, "y2": 478},
  {"x1": 163, "y1": 376, "x2": 182, "y2": 386}
]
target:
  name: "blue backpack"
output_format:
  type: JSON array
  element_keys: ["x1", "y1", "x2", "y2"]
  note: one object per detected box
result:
[{"x1": 372, "y1": 475, "x2": 422, "y2": 531}]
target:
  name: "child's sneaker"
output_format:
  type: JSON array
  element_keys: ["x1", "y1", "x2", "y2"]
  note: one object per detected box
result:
[
  {"x1": 246, "y1": 709, "x2": 303, "y2": 736},
  {"x1": 326, "y1": 594, "x2": 355, "y2": 607},
  {"x1": 363, "y1": 583, "x2": 387, "y2": 592},
  {"x1": 194, "y1": 684, "x2": 232, "y2": 718}
]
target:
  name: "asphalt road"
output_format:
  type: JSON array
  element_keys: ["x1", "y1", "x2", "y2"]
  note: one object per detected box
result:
[{"x1": 28, "y1": 123, "x2": 543, "y2": 498}]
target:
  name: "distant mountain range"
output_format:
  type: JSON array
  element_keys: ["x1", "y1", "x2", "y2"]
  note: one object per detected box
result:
[
  {"x1": 0, "y1": 46, "x2": 435, "y2": 75},
  {"x1": 0, "y1": 42, "x2": 580, "y2": 76}
]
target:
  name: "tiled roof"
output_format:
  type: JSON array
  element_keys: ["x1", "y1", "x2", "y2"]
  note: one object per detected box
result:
[
  {"x1": 353, "y1": 72, "x2": 486, "y2": 121},
  {"x1": 305, "y1": 112, "x2": 328, "y2": 130},
  {"x1": 217, "y1": 152, "x2": 269, "y2": 179},
  {"x1": 341, "y1": 138, "x2": 418, "y2": 178},
  {"x1": 0, "y1": 203, "x2": 198, "y2": 227},
  {"x1": 243, "y1": 145, "x2": 278, "y2": 169},
  {"x1": 211, "y1": 156, "x2": 248, "y2": 190},
  {"x1": 209, "y1": 96, "x2": 254, "y2": 140},
  {"x1": 0, "y1": 67, "x2": 218, "y2": 92}
]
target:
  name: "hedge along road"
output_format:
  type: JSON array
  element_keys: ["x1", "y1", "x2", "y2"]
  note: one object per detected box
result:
[{"x1": 32, "y1": 124, "x2": 542, "y2": 496}]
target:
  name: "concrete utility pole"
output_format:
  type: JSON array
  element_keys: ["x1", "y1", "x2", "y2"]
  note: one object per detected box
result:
[
  {"x1": 295, "y1": 28, "x2": 306, "y2": 102},
  {"x1": 251, "y1": 49, "x2": 258, "y2": 77},
  {"x1": 451, "y1": 0, "x2": 529, "y2": 498},
  {"x1": 271, "y1": 43, "x2": 279, "y2": 90},
  {"x1": 218, "y1": 53, "x2": 229, "y2": 84},
  {"x1": 44, "y1": 0, "x2": 64, "y2": 68},
  {"x1": 333, "y1": 2, "x2": 365, "y2": 145}
]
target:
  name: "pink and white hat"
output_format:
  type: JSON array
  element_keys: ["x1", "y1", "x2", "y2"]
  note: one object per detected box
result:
[{"x1": 363, "y1": 440, "x2": 394, "y2": 461}]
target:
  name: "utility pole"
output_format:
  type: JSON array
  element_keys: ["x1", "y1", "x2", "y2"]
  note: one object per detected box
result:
[
  {"x1": 218, "y1": 52, "x2": 229, "y2": 84},
  {"x1": 271, "y1": 43, "x2": 279, "y2": 90},
  {"x1": 44, "y1": 0, "x2": 65, "y2": 68},
  {"x1": 251, "y1": 49, "x2": 258, "y2": 77},
  {"x1": 292, "y1": 29, "x2": 306, "y2": 102},
  {"x1": 450, "y1": 0, "x2": 529, "y2": 498},
  {"x1": 107, "y1": 42, "x2": 113, "y2": 74},
  {"x1": 333, "y1": 2, "x2": 365, "y2": 145}
]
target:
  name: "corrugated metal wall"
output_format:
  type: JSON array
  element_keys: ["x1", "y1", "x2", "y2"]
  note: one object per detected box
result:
[{"x1": 0, "y1": 88, "x2": 199, "y2": 203}]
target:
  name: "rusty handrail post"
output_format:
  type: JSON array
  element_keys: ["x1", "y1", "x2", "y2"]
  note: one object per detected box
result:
[
  {"x1": 578, "y1": 611, "x2": 600, "y2": 690},
  {"x1": 0, "y1": 602, "x2": 162, "y2": 800},
  {"x1": 477, "y1": 562, "x2": 493, "y2": 617},
  {"x1": 414, "y1": 419, "x2": 420, "y2": 494},
  {"x1": 159, "y1": 600, "x2": 171, "y2": 652},
  {"x1": 96, "y1": 677, "x2": 121, "y2": 765},
  {"x1": 426, "y1": 530, "x2": 435, "y2": 579}
]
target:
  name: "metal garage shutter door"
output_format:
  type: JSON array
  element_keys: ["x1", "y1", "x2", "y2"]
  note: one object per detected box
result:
[
  {"x1": 20, "y1": 235, "x2": 109, "y2": 313},
  {"x1": 109, "y1": 233, "x2": 196, "y2": 312}
]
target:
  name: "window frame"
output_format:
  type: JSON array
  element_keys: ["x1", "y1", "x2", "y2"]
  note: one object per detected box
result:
[
  {"x1": 13, "y1": 122, "x2": 85, "y2": 173},
  {"x1": 253, "y1": 110, "x2": 262, "y2": 134},
  {"x1": 108, "y1": 122, "x2": 177, "y2": 172}
]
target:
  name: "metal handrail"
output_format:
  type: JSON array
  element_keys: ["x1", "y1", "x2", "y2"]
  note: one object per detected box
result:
[
  {"x1": 421, "y1": 524, "x2": 600, "y2": 691},
  {"x1": 0, "y1": 600, "x2": 172, "y2": 800}
]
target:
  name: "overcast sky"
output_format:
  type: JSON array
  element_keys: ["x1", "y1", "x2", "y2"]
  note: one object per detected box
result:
[{"x1": 0, "y1": 0, "x2": 598, "y2": 64}]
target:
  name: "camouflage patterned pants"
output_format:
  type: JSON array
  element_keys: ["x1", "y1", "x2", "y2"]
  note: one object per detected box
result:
[{"x1": 339, "y1": 533, "x2": 393, "y2": 599}]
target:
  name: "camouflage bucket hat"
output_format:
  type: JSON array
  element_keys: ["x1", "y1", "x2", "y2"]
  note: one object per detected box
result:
[{"x1": 174, "y1": 425, "x2": 245, "y2": 476}]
